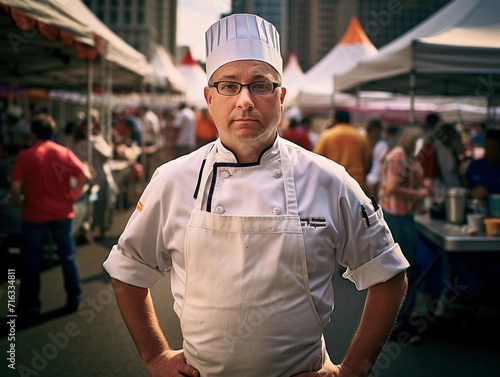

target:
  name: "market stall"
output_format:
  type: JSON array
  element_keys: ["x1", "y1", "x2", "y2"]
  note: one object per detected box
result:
[
  {"x1": 333, "y1": 0, "x2": 500, "y2": 123},
  {"x1": 415, "y1": 213, "x2": 500, "y2": 329}
]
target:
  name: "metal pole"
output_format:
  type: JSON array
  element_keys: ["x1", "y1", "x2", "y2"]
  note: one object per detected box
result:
[
  {"x1": 86, "y1": 59, "x2": 94, "y2": 169},
  {"x1": 331, "y1": 75, "x2": 336, "y2": 120},
  {"x1": 100, "y1": 44, "x2": 107, "y2": 138},
  {"x1": 355, "y1": 86, "x2": 361, "y2": 128},
  {"x1": 409, "y1": 72, "x2": 416, "y2": 123},
  {"x1": 59, "y1": 100, "x2": 66, "y2": 138},
  {"x1": 106, "y1": 62, "x2": 113, "y2": 144}
]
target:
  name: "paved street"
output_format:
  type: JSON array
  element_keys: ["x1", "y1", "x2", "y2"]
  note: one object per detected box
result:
[{"x1": 1, "y1": 207, "x2": 499, "y2": 377}]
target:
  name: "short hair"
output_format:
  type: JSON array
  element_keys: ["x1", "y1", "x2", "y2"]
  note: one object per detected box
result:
[
  {"x1": 426, "y1": 112, "x2": 440, "y2": 128},
  {"x1": 301, "y1": 117, "x2": 311, "y2": 125},
  {"x1": 387, "y1": 126, "x2": 399, "y2": 137},
  {"x1": 486, "y1": 128, "x2": 500, "y2": 144},
  {"x1": 366, "y1": 119, "x2": 383, "y2": 133},
  {"x1": 288, "y1": 118, "x2": 298, "y2": 129},
  {"x1": 334, "y1": 110, "x2": 350, "y2": 124},
  {"x1": 31, "y1": 113, "x2": 56, "y2": 140}
]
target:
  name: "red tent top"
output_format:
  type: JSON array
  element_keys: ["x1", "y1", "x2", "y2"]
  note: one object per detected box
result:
[
  {"x1": 338, "y1": 16, "x2": 373, "y2": 46},
  {"x1": 179, "y1": 47, "x2": 198, "y2": 66}
]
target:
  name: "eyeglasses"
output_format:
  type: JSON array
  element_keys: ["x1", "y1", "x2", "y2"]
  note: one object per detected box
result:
[{"x1": 210, "y1": 81, "x2": 280, "y2": 96}]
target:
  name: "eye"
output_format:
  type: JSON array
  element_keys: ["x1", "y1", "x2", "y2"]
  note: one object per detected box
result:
[
  {"x1": 252, "y1": 82, "x2": 271, "y2": 90},
  {"x1": 220, "y1": 82, "x2": 239, "y2": 91}
]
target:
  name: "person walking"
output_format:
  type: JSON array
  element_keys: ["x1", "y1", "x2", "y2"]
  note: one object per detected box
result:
[
  {"x1": 314, "y1": 110, "x2": 371, "y2": 189},
  {"x1": 171, "y1": 102, "x2": 196, "y2": 158},
  {"x1": 378, "y1": 125, "x2": 434, "y2": 344},
  {"x1": 365, "y1": 119, "x2": 389, "y2": 199},
  {"x1": 104, "y1": 14, "x2": 408, "y2": 377},
  {"x1": 463, "y1": 128, "x2": 500, "y2": 199},
  {"x1": 282, "y1": 118, "x2": 312, "y2": 150},
  {"x1": 10, "y1": 113, "x2": 92, "y2": 321}
]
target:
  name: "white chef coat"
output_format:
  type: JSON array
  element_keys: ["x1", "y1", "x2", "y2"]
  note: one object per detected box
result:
[{"x1": 104, "y1": 136, "x2": 408, "y2": 326}]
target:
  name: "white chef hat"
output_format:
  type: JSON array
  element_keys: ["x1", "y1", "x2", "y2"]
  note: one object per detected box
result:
[{"x1": 205, "y1": 13, "x2": 283, "y2": 81}]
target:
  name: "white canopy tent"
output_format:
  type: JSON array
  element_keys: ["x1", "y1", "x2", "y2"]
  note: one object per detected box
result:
[
  {"x1": 63, "y1": 0, "x2": 153, "y2": 89},
  {"x1": 150, "y1": 44, "x2": 186, "y2": 93},
  {"x1": 1, "y1": 0, "x2": 156, "y2": 169},
  {"x1": 177, "y1": 47, "x2": 208, "y2": 109},
  {"x1": 0, "y1": 0, "x2": 153, "y2": 90},
  {"x1": 282, "y1": 52, "x2": 305, "y2": 109},
  {"x1": 334, "y1": 0, "x2": 500, "y2": 123},
  {"x1": 297, "y1": 16, "x2": 378, "y2": 109}
]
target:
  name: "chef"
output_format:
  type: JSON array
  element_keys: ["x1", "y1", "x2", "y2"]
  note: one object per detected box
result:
[{"x1": 103, "y1": 13, "x2": 409, "y2": 377}]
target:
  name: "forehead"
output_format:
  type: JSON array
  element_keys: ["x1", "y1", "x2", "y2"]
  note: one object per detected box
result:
[{"x1": 212, "y1": 60, "x2": 280, "y2": 82}]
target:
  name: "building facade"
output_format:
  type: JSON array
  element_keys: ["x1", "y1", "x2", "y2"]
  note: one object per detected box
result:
[
  {"x1": 83, "y1": 0, "x2": 177, "y2": 60},
  {"x1": 232, "y1": 0, "x2": 452, "y2": 71}
]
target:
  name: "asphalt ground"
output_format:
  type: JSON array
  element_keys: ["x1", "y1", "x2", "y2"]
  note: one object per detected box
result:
[{"x1": 1, "y1": 207, "x2": 499, "y2": 377}]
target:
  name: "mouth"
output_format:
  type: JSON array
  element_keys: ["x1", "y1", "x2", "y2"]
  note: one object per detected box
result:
[{"x1": 234, "y1": 118, "x2": 258, "y2": 123}]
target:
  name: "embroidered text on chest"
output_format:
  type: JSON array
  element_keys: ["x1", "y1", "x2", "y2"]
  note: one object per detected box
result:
[{"x1": 300, "y1": 217, "x2": 327, "y2": 228}]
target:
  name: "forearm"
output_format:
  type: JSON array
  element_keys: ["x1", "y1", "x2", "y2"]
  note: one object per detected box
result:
[
  {"x1": 340, "y1": 271, "x2": 407, "y2": 377},
  {"x1": 390, "y1": 186, "x2": 427, "y2": 199},
  {"x1": 111, "y1": 278, "x2": 171, "y2": 364},
  {"x1": 71, "y1": 169, "x2": 92, "y2": 201},
  {"x1": 10, "y1": 181, "x2": 22, "y2": 205}
]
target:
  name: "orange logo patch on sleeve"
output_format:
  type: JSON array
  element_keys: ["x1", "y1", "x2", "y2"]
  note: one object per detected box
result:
[{"x1": 136, "y1": 200, "x2": 144, "y2": 212}]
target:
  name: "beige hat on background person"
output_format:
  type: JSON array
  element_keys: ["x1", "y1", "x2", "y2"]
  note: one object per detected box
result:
[{"x1": 205, "y1": 13, "x2": 283, "y2": 81}]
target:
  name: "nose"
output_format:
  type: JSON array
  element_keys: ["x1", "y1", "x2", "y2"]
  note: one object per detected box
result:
[{"x1": 236, "y1": 86, "x2": 255, "y2": 110}]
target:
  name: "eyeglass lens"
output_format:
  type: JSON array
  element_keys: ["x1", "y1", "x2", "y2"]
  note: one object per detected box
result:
[{"x1": 216, "y1": 81, "x2": 276, "y2": 96}]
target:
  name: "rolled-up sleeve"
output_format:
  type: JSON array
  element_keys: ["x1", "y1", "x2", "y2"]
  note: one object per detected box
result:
[
  {"x1": 103, "y1": 245, "x2": 166, "y2": 288},
  {"x1": 335, "y1": 174, "x2": 409, "y2": 290},
  {"x1": 342, "y1": 242, "x2": 408, "y2": 290},
  {"x1": 103, "y1": 169, "x2": 170, "y2": 288}
]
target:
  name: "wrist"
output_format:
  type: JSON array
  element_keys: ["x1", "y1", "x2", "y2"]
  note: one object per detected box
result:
[
  {"x1": 143, "y1": 348, "x2": 172, "y2": 366},
  {"x1": 339, "y1": 361, "x2": 367, "y2": 377}
]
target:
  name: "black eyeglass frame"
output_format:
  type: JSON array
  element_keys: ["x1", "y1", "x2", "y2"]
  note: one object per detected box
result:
[{"x1": 210, "y1": 81, "x2": 281, "y2": 96}]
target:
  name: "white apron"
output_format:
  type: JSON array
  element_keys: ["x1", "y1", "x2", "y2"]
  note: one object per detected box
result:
[{"x1": 181, "y1": 139, "x2": 325, "y2": 376}]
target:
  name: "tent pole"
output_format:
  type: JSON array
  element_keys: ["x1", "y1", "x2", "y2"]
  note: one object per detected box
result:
[
  {"x1": 106, "y1": 62, "x2": 113, "y2": 144},
  {"x1": 331, "y1": 75, "x2": 336, "y2": 120},
  {"x1": 355, "y1": 86, "x2": 361, "y2": 128},
  {"x1": 86, "y1": 59, "x2": 94, "y2": 169},
  {"x1": 59, "y1": 100, "x2": 66, "y2": 137},
  {"x1": 100, "y1": 45, "x2": 107, "y2": 140},
  {"x1": 409, "y1": 72, "x2": 416, "y2": 123}
]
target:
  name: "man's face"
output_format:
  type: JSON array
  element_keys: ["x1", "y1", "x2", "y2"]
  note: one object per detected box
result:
[{"x1": 204, "y1": 60, "x2": 286, "y2": 151}]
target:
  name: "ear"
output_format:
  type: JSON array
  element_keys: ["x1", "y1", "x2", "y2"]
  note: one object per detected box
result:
[
  {"x1": 204, "y1": 86, "x2": 213, "y2": 116},
  {"x1": 279, "y1": 87, "x2": 286, "y2": 114},
  {"x1": 204, "y1": 86, "x2": 212, "y2": 105}
]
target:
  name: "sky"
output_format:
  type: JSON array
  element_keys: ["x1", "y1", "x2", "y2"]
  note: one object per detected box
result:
[{"x1": 177, "y1": 0, "x2": 232, "y2": 62}]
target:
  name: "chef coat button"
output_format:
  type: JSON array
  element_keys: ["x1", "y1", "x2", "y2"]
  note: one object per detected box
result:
[
  {"x1": 215, "y1": 205, "x2": 225, "y2": 214},
  {"x1": 221, "y1": 170, "x2": 231, "y2": 179},
  {"x1": 273, "y1": 169, "x2": 282, "y2": 178},
  {"x1": 272, "y1": 207, "x2": 282, "y2": 215}
]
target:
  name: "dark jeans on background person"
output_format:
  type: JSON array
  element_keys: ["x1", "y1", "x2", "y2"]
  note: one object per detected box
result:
[
  {"x1": 383, "y1": 212, "x2": 418, "y2": 329},
  {"x1": 18, "y1": 218, "x2": 81, "y2": 313}
]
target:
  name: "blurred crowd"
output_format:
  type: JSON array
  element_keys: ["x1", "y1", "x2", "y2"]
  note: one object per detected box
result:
[
  {"x1": 3, "y1": 99, "x2": 499, "y2": 244},
  {"x1": 1, "y1": 97, "x2": 499, "y2": 334},
  {"x1": 0, "y1": 100, "x2": 218, "y2": 242},
  {"x1": 278, "y1": 110, "x2": 500, "y2": 204},
  {"x1": 278, "y1": 109, "x2": 500, "y2": 344}
]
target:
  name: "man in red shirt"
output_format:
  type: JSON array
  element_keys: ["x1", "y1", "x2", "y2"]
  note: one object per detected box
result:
[
  {"x1": 11, "y1": 113, "x2": 92, "y2": 321},
  {"x1": 282, "y1": 118, "x2": 312, "y2": 150}
]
